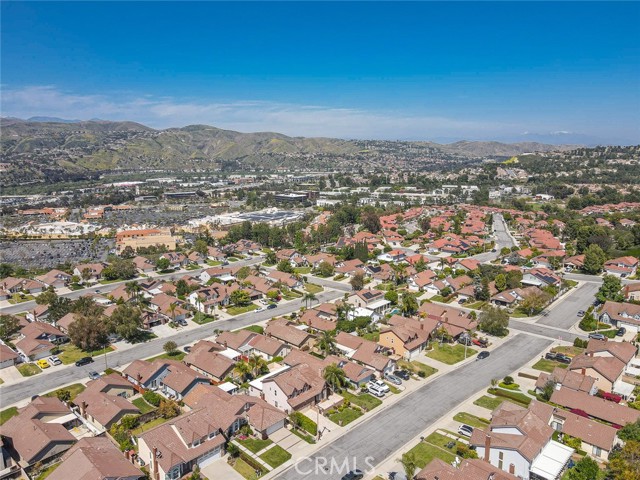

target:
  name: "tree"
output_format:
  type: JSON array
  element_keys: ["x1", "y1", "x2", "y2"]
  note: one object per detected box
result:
[
  {"x1": 618, "y1": 419, "x2": 640, "y2": 442},
  {"x1": 349, "y1": 272, "x2": 365, "y2": 291},
  {"x1": 277, "y1": 259, "x2": 294, "y2": 273},
  {"x1": 317, "y1": 331, "x2": 336, "y2": 356},
  {"x1": 583, "y1": 244, "x2": 607, "y2": 274},
  {"x1": 520, "y1": 289, "x2": 552, "y2": 316},
  {"x1": 55, "y1": 389, "x2": 71, "y2": 403},
  {"x1": 68, "y1": 314, "x2": 109, "y2": 351},
  {"x1": 108, "y1": 304, "x2": 143, "y2": 342},
  {"x1": 248, "y1": 353, "x2": 268, "y2": 378},
  {"x1": 175, "y1": 279, "x2": 191, "y2": 297},
  {"x1": 158, "y1": 399, "x2": 181, "y2": 419},
  {"x1": 401, "y1": 293, "x2": 419, "y2": 316},
  {"x1": 475, "y1": 277, "x2": 491, "y2": 301},
  {"x1": 163, "y1": 341, "x2": 178, "y2": 355},
  {"x1": 566, "y1": 456, "x2": 601, "y2": 480},
  {"x1": 120, "y1": 245, "x2": 135, "y2": 259},
  {"x1": 323, "y1": 364, "x2": 347, "y2": 393},
  {"x1": 234, "y1": 360, "x2": 251, "y2": 381},
  {"x1": 414, "y1": 256, "x2": 427, "y2": 273},
  {"x1": 156, "y1": 257, "x2": 171, "y2": 271},
  {"x1": 35, "y1": 288, "x2": 58, "y2": 305},
  {"x1": 597, "y1": 274, "x2": 623, "y2": 303},
  {"x1": 48, "y1": 296, "x2": 74, "y2": 322},
  {"x1": 361, "y1": 209, "x2": 381, "y2": 234},
  {"x1": 384, "y1": 289, "x2": 399, "y2": 305},
  {"x1": 301, "y1": 292, "x2": 318, "y2": 309},
  {"x1": 189, "y1": 465, "x2": 202, "y2": 480},
  {"x1": 103, "y1": 258, "x2": 136, "y2": 280},
  {"x1": 479, "y1": 306, "x2": 509, "y2": 336},
  {"x1": 124, "y1": 281, "x2": 141, "y2": 305},
  {"x1": 398, "y1": 452, "x2": 417, "y2": 480},
  {"x1": 506, "y1": 269, "x2": 523, "y2": 289},
  {"x1": 193, "y1": 239, "x2": 209, "y2": 256},
  {"x1": 607, "y1": 440, "x2": 640, "y2": 480},
  {"x1": 265, "y1": 250, "x2": 277, "y2": 265},
  {"x1": 230, "y1": 289, "x2": 251, "y2": 307},
  {"x1": 317, "y1": 261, "x2": 335, "y2": 277},
  {"x1": 80, "y1": 267, "x2": 93, "y2": 284},
  {"x1": 0, "y1": 315, "x2": 20, "y2": 341},
  {"x1": 494, "y1": 274, "x2": 507, "y2": 292},
  {"x1": 539, "y1": 380, "x2": 556, "y2": 401}
]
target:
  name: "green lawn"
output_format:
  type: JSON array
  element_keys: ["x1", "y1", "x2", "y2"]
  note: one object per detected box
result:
[
  {"x1": 552, "y1": 346, "x2": 584, "y2": 357},
  {"x1": 131, "y1": 416, "x2": 169, "y2": 436},
  {"x1": 425, "y1": 432, "x2": 462, "y2": 454},
  {"x1": 453, "y1": 412, "x2": 490, "y2": 429},
  {"x1": 57, "y1": 344, "x2": 114, "y2": 365},
  {"x1": 17, "y1": 363, "x2": 42, "y2": 376},
  {"x1": 328, "y1": 407, "x2": 363, "y2": 426},
  {"x1": 132, "y1": 397, "x2": 156, "y2": 414},
  {"x1": 227, "y1": 304, "x2": 259, "y2": 315},
  {"x1": 145, "y1": 351, "x2": 185, "y2": 362},
  {"x1": 192, "y1": 313, "x2": 216, "y2": 324},
  {"x1": 397, "y1": 359, "x2": 438, "y2": 378},
  {"x1": 304, "y1": 283, "x2": 324, "y2": 294},
  {"x1": 465, "y1": 301, "x2": 487, "y2": 310},
  {"x1": 362, "y1": 331, "x2": 380, "y2": 342},
  {"x1": 259, "y1": 445, "x2": 292, "y2": 468},
  {"x1": 426, "y1": 343, "x2": 477, "y2": 365},
  {"x1": 35, "y1": 463, "x2": 60, "y2": 480},
  {"x1": 0, "y1": 407, "x2": 18, "y2": 425},
  {"x1": 385, "y1": 382, "x2": 401, "y2": 394},
  {"x1": 290, "y1": 427, "x2": 315, "y2": 444},
  {"x1": 294, "y1": 267, "x2": 312, "y2": 274},
  {"x1": 243, "y1": 325, "x2": 264, "y2": 334},
  {"x1": 44, "y1": 383, "x2": 86, "y2": 402},
  {"x1": 487, "y1": 387, "x2": 532, "y2": 406},
  {"x1": 429, "y1": 295, "x2": 447, "y2": 303},
  {"x1": 532, "y1": 359, "x2": 569, "y2": 373},
  {"x1": 238, "y1": 438, "x2": 273, "y2": 454},
  {"x1": 206, "y1": 260, "x2": 222, "y2": 266},
  {"x1": 99, "y1": 278, "x2": 123, "y2": 285},
  {"x1": 341, "y1": 391, "x2": 382, "y2": 411},
  {"x1": 405, "y1": 440, "x2": 456, "y2": 469},
  {"x1": 474, "y1": 395, "x2": 505, "y2": 411},
  {"x1": 233, "y1": 457, "x2": 264, "y2": 480}
]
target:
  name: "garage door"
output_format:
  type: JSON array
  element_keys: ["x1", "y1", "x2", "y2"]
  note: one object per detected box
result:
[
  {"x1": 266, "y1": 419, "x2": 286, "y2": 437},
  {"x1": 197, "y1": 447, "x2": 221, "y2": 468}
]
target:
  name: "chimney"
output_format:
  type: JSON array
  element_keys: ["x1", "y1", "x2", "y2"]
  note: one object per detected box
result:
[
  {"x1": 151, "y1": 447, "x2": 159, "y2": 480},
  {"x1": 484, "y1": 433, "x2": 491, "y2": 462},
  {"x1": 509, "y1": 463, "x2": 515, "y2": 475}
]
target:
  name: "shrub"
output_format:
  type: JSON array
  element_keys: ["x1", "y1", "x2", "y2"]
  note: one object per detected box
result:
[
  {"x1": 289, "y1": 411, "x2": 317, "y2": 435},
  {"x1": 456, "y1": 443, "x2": 479, "y2": 459},
  {"x1": 573, "y1": 338, "x2": 588, "y2": 348},
  {"x1": 143, "y1": 391, "x2": 162, "y2": 407},
  {"x1": 104, "y1": 368, "x2": 118, "y2": 375},
  {"x1": 503, "y1": 376, "x2": 514, "y2": 385},
  {"x1": 120, "y1": 415, "x2": 139, "y2": 430}
]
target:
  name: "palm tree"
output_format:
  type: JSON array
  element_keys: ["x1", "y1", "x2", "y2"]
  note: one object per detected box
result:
[
  {"x1": 391, "y1": 263, "x2": 408, "y2": 286},
  {"x1": 398, "y1": 452, "x2": 417, "y2": 480},
  {"x1": 401, "y1": 293, "x2": 418, "y2": 317},
  {"x1": 301, "y1": 292, "x2": 318, "y2": 309},
  {"x1": 322, "y1": 364, "x2": 347, "y2": 394},
  {"x1": 233, "y1": 361, "x2": 251, "y2": 381},
  {"x1": 248, "y1": 353, "x2": 267, "y2": 379},
  {"x1": 168, "y1": 302, "x2": 178, "y2": 325},
  {"x1": 317, "y1": 331, "x2": 336, "y2": 357},
  {"x1": 124, "y1": 281, "x2": 141, "y2": 305}
]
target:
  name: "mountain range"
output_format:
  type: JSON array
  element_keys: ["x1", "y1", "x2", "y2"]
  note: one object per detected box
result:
[{"x1": 0, "y1": 117, "x2": 580, "y2": 187}]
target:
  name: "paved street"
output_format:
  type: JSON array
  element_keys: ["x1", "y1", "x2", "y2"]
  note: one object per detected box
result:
[
  {"x1": 275, "y1": 333, "x2": 552, "y2": 480},
  {"x1": 472, "y1": 213, "x2": 517, "y2": 263},
  {"x1": 536, "y1": 281, "x2": 599, "y2": 328},
  {"x1": 0, "y1": 289, "x2": 343, "y2": 406}
]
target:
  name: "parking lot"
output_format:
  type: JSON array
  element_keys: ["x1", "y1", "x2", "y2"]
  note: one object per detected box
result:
[{"x1": 0, "y1": 238, "x2": 114, "y2": 269}]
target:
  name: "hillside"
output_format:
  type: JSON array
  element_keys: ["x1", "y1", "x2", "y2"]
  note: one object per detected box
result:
[{"x1": 0, "y1": 118, "x2": 576, "y2": 187}]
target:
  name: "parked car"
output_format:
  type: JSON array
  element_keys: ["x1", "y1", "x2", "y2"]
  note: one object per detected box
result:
[
  {"x1": 183, "y1": 345, "x2": 192, "y2": 353},
  {"x1": 476, "y1": 351, "x2": 490, "y2": 360},
  {"x1": 458, "y1": 424, "x2": 474, "y2": 437},
  {"x1": 577, "y1": 310, "x2": 585, "y2": 317},
  {"x1": 88, "y1": 371, "x2": 101, "y2": 380},
  {"x1": 75, "y1": 356, "x2": 94, "y2": 366},
  {"x1": 458, "y1": 335, "x2": 473, "y2": 346},
  {"x1": 588, "y1": 332, "x2": 606, "y2": 340},
  {"x1": 545, "y1": 352, "x2": 558, "y2": 361},
  {"x1": 342, "y1": 470, "x2": 364, "y2": 480},
  {"x1": 260, "y1": 299, "x2": 269, "y2": 305},
  {"x1": 385, "y1": 373, "x2": 402, "y2": 385},
  {"x1": 36, "y1": 359, "x2": 50, "y2": 369},
  {"x1": 394, "y1": 369, "x2": 411, "y2": 381},
  {"x1": 458, "y1": 298, "x2": 466, "y2": 304},
  {"x1": 368, "y1": 379, "x2": 390, "y2": 393},
  {"x1": 367, "y1": 383, "x2": 386, "y2": 398},
  {"x1": 617, "y1": 327, "x2": 626, "y2": 336},
  {"x1": 472, "y1": 338, "x2": 488, "y2": 348},
  {"x1": 178, "y1": 319, "x2": 188, "y2": 326},
  {"x1": 556, "y1": 354, "x2": 571, "y2": 364},
  {"x1": 47, "y1": 355, "x2": 62, "y2": 366},
  {"x1": 267, "y1": 303, "x2": 277, "y2": 310}
]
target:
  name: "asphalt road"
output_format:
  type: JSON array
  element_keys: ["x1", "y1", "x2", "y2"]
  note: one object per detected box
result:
[
  {"x1": 276, "y1": 333, "x2": 552, "y2": 480},
  {"x1": 0, "y1": 257, "x2": 264, "y2": 315},
  {"x1": 0, "y1": 289, "x2": 344, "y2": 406},
  {"x1": 472, "y1": 213, "x2": 517, "y2": 263},
  {"x1": 536, "y1": 282, "x2": 599, "y2": 328}
]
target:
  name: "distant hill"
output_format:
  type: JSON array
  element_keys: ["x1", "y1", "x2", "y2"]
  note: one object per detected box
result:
[
  {"x1": 0, "y1": 118, "x2": 578, "y2": 187},
  {"x1": 27, "y1": 116, "x2": 83, "y2": 124}
]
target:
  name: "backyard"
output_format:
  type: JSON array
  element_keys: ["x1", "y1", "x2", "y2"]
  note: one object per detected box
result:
[
  {"x1": 132, "y1": 397, "x2": 157, "y2": 414},
  {"x1": 426, "y1": 343, "x2": 477, "y2": 364}
]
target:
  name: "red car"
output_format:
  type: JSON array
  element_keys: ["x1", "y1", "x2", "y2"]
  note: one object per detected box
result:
[{"x1": 472, "y1": 338, "x2": 488, "y2": 348}]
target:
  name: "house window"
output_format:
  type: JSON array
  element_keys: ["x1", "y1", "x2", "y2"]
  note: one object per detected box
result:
[
  {"x1": 592, "y1": 446, "x2": 602, "y2": 457},
  {"x1": 498, "y1": 451, "x2": 503, "y2": 470},
  {"x1": 208, "y1": 432, "x2": 216, "y2": 439},
  {"x1": 193, "y1": 439, "x2": 201, "y2": 447}
]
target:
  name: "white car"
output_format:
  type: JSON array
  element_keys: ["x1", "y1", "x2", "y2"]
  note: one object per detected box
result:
[
  {"x1": 458, "y1": 424, "x2": 474, "y2": 437},
  {"x1": 367, "y1": 383, "x2": 386, "y2": 398},
  {"x1": 47, "y1": 355, "x2": 62, "y2": 366},
  {"x1": 368, "y1": 380, "x2": 390, "y2": 393}
]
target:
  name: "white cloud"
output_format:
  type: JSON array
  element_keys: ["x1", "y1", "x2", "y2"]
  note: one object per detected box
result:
[{"x1": 1, "y1": 85, "x2": 513, "y2": 140}]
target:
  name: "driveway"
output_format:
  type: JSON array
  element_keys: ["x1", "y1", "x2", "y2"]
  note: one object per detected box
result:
[
  {"x1": 201, "y1": 457, "x2": 242, "y2": 480},
  {"x1": 275, "y1": 333, "x2": 552, "y2": 479}
]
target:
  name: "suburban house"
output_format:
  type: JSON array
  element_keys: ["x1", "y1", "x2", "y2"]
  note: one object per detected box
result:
[
  {"x1": 549, "y1": 387, "x2": 640, "y2": 426},
  {"x1": 188, "y1": 285, "x2": 232, "y2": 314},
  {"x1": 334, "y1": 332, "x2": 396, "y2": 375},
  {"x1": 47, "y1": 437, "x2": 144, "y2": 480},
  {"x1": 623, "y1": 283, "x2": 640, "y2": 302},
  {"x1": 378, "y1": 315, "x2": 435, "y2": 360},
  {"x1": 15, "y1": 322, "x2": 67, "y2": 361},
  {"x1": 408, "y1": 270, "x2": 437, "y2": 291},
  {"x1": 1, "y1": 397, "x2": 78, "y2": 469},
  {"x1": 34, "y1": 269, "x2": 73, "y2": 289},
  {"x1": 534, "y1": 367, "x2": 597, "y2": 396},
  {"x1": 469, "y1": 400, "x2": 574, "y2": 480},
  {"x1": 563, "y1": 255, "x2": 585, "y2": 272},
  {"x1": 266, "y1": 270, "x2": 303, "y2": 289},
  {"x1": 265, "y1": 319, "x2": 315, "y2": 350},
  {"x1": 521, "y1": 268, "x2": 561, "y2": 288},
  {"x1": 416, "y1": 458, "x2": 518, "y2": 480},
  {"x1": 348, "y1": 289, "x2": 392, "y2": 317},
  {"x1": 73, "y1": 373, "x2": 139, "y2": 430},
  {"x1": 568, "y1": 339, "x2": 637, "y2": 393},
  {"x1": 418, "y1": 303, "x2": 477, "y2": 338},
  {"x1": 73, "y1": 263, "x2": 106, "y2": 283},
  {"x1": 123, "y1": 359, "x2": 210, "y2": 399},
  {"x1": 262, "y1": 363, "x2": 328, "y2": 412},
  {"x1": 599, "y1": 300, "x2": 640, "y2": 332},
  {"x1": 0, "y1": 343, "x2": 19, "y2": 369},
  {"x1": 0, "y1": 276, "x2": 47, "y2": 296},
  {"x1": 604, "y1": 256, "x2": 639, "y2": 278},
  {"x1": 133, "y1": 256, "x2": 156, "y2": 274},
  {"x1": 148, "y1": 294, "x2": 189, "y2": 322},
  {"x1": 283, "y1": 349, "x2": 375, "y2": 389},
  {"x1": 159, "y1": 252, "x2": 189, "y2": 268},
  {"x1": 183, "y1": 340, "x2": 237, "y2": 382}
]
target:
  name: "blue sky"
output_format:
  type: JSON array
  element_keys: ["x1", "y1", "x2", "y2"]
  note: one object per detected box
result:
[{"x1": 2, "y1": 1, "x2": 639, "y2": 144}]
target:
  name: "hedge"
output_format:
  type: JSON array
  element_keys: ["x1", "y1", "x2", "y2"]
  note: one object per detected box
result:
[
  {"x1": 290, "y1": 412, "x2": 318, "y2": 435},
  {"x1": 487, "y1": 387, "x2": 532, "y2": 406}
]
